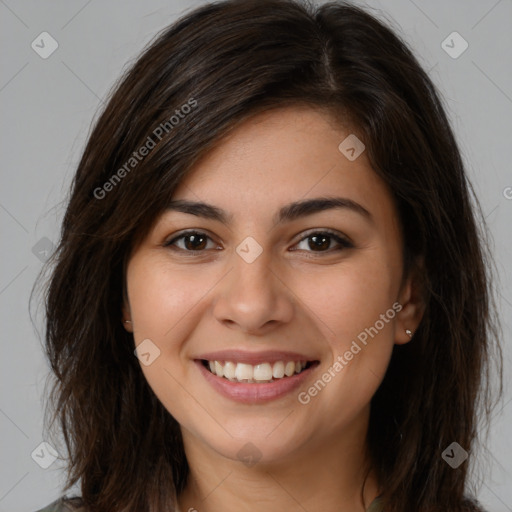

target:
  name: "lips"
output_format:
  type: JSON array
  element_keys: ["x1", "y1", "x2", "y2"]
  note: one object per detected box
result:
[{"x1": 194, "y1": 349, "x2": 319, "y2": 403}]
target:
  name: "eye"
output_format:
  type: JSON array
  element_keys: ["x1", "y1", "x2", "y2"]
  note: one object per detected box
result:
[
  {"x1": 164, "y1": 230, "x2": 219, "y2": 252},
  {"x1": 292, "y1": 230, "x2": 353, "y2": 254},
  {"x1": 164, "y1": 229, "x2": 353, "y2": 255}
]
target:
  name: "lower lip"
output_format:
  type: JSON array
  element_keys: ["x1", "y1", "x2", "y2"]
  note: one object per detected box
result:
[{"x1": 195, "y1": 361, "x2": 317, "y2": 404}]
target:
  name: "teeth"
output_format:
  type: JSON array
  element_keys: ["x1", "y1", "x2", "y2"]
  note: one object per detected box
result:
[
  {"x1": 206, "y1": 360, "x2": 309, "y2": 382},
  {"x1": 272, "y1": 361, "x2": 285, "y2": 379},
  {"x1": 214, "y1": 361, "x2": 224, "y2": 378},
  {"x1": 284, "y1": 361, "x2": 295, "y2": 377},
  {"x1": 253, "y1": 363, "x2": 273, "y2": 381},
  {"x1": 235, "y1": 363, "x2": 253, "y2": 381},
  {"x1": 223, "y1": 361, "x2": 236, "y2": 380}
]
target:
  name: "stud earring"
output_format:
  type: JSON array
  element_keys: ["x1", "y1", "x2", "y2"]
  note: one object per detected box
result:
[
  {"x1": 124, "y1": 320, "x2": 132, "y2": 325},
  {"x1": 405, "y1": 329, "x2": 413, "y2": 338}
]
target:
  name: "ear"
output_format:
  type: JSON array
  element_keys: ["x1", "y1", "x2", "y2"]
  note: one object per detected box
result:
[
  {"x1": 122, "y1": 292, "x2": 133, "y2": 333},
  {"x1": 394, "y1": 256, "x2": 426, "y2": 345}
]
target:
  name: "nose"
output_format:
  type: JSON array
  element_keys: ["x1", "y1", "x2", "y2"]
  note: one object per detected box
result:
[{"x1": 212, "y1": 245, "x2": 294, "y2": 335}]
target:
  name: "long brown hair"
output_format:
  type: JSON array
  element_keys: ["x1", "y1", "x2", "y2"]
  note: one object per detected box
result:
[{"x1": 37, "y1": 1, "x2": 502, "y2": 510}]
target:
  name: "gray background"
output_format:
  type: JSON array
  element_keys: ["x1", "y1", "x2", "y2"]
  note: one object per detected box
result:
[{"x1": 0, "y1": 1, "x2": 510, "y2": 511}]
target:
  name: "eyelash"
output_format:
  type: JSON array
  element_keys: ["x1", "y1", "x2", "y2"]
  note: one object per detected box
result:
[{"x1": 163, "y1": 229, "x2": 354, "y2": 256}]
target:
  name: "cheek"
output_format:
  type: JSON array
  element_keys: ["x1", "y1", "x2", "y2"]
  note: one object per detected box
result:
[
  {"x1": 138, "y1": 362, "x2": 208, "y2": 438},
  {"x1": 126, "y1": 258, "x2": 205, "y2": 425},
  {"x1": 294, "y1": 254, "x2": 398, "y2": 346},
  {"x1": 291, "y1": 252, "x2": 398, "y2": 412},
  {"x1": 127, "y1": 257, "x2": 215, "y2": 341}
]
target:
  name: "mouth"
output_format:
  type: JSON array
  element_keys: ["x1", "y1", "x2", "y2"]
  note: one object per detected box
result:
[
  {"x1": 200, "y1": 359, "x2": 316, "y2": 383},
  {"x1": 194, "y1": 351, "x2": 320, "y2": 403}
]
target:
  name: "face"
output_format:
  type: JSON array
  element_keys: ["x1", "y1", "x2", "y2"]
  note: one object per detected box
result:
[{"x1": 123, "y1": 106, "x2": 420, "y2": 467}]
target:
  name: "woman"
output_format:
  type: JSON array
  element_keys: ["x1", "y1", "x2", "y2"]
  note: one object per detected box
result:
[{"x1": 35, "y1": 0, "x2": 502, "y2": 511}]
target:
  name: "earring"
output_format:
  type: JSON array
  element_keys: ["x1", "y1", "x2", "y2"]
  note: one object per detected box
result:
[
  {"x1": 124, "y1": 320, "x2": 132, "y2": 325},
  {"x1": 405, "y1": 329, "x2": 413, "y2": 338}
]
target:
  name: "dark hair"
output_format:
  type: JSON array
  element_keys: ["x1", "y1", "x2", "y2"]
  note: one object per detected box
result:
[{"x1": 38, "y1": 0, "x2": 502, "y2": 511}]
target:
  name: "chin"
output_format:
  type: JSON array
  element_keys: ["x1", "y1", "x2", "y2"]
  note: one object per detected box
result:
[{"x1": 185, "y1": 418, "x2": 311, "y2": 466}]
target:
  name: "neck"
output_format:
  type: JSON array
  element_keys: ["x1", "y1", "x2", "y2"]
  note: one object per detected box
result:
[{"x1": 178, "y1": 409, "x2": 380, "y2": 512}]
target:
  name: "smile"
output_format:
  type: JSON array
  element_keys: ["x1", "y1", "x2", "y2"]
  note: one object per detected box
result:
[
  {"x1": 202, "y1": 359, "x2": 313, "y2": 383},
  {"x1": 194, "y1": 350, "x2": 320, "y2": 403}
]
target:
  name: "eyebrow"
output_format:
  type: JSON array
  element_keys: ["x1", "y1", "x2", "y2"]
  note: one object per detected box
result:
[{"x1": 165, "y1": 197, "x2": 373, "y2": 225}]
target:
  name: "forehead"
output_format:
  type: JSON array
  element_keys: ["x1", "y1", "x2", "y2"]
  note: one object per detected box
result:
[{"x1": 171, "y1": 107, "x2": 397, "y2": 227}]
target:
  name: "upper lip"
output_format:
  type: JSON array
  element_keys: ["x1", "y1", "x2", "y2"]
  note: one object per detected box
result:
[{"x1": 194, "y1": 349, "x2": 318, "y2": 365}]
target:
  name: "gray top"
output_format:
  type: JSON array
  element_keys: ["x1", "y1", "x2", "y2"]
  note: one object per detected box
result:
[{"x1": 35, "y1": 496, "x2": 384, "y2": 511}]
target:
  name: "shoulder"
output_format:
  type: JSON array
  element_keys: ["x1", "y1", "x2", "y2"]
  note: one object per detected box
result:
[
  {"x1": 34, "y1": 496, "x2": 86, "y2": 512},
  {"x1": 364, "y1": 495, "x2": 487, "y2": 512}
]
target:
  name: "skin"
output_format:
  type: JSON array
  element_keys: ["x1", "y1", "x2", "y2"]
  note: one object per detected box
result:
[{"x1": 123, "y1": 106, "x2": 424, "y2": 512}]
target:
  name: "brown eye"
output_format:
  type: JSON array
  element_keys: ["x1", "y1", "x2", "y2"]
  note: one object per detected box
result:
[
  {"x1": 165, "y1": 231, "x2": 217, "y2": 252},
  {"x1": 308, "y1": 234, "x2": 331, "y2": 251},
  {"x1": 182, "y1": 233, "x2": 208, "y2": 250},
  {"x1": 293, "y1": 230, "x2": 353, "y2": 253}
]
